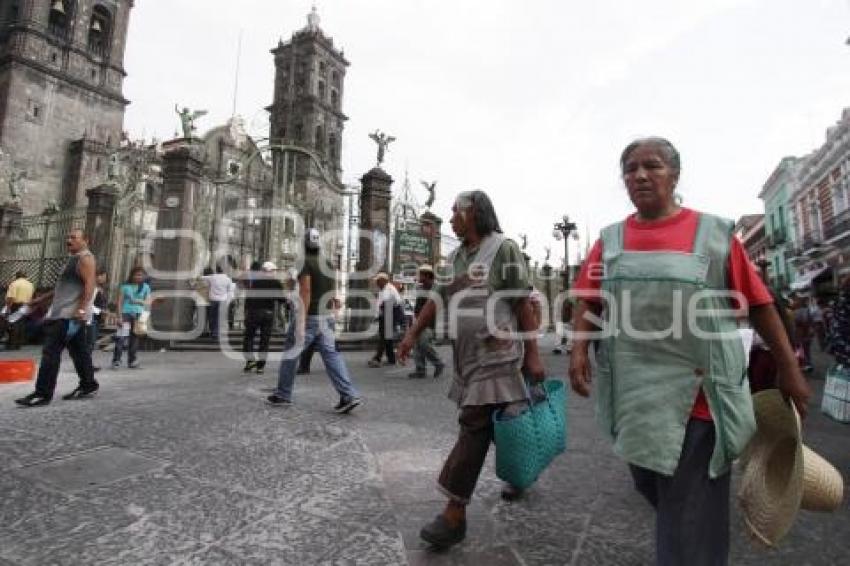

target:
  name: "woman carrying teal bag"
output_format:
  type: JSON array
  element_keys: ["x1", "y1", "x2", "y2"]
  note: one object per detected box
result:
[{"x1": 398, "y1": 190, "x2": 546, "y2": 550}]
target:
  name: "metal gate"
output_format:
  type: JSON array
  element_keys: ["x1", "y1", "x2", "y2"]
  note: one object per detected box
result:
[{"x1": 0, "y1": 207, "x2": 87, "y2": 289}]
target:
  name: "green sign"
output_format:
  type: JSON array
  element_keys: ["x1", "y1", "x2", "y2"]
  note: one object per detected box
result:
[{"x1": 394, "y1": 223, "x2": 432, "y2": 271}]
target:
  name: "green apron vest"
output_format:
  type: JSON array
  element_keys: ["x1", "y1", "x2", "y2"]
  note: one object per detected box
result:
[
  {"x1": 445, "y1": 234, "x2": 526, "y2": 407},
  {"x1": 596, "y1": 213, "x2": 756, "y2": 478}
]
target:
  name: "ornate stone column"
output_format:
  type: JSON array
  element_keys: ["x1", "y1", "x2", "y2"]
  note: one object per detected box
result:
[
  {"x1": 419, "y1": 210, "x2": 442, "y2": 267},
  {"x1": 346, "y1": 166, "x2": 393, "y2": 333},
  {"x1": 84, "y1": 184, "x2": 118, "y2": 268},
  {"x1": 151, "y1": 139, "x2": 205, "y2": 333}
]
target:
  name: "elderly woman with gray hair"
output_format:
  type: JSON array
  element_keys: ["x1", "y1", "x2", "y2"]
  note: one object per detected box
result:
[
  {"x1": 399, "y1": 190, "x2": 545, "y2": 549},
  {"x1": 569, "y1": 137, "x2": 811, "y2": 565}
]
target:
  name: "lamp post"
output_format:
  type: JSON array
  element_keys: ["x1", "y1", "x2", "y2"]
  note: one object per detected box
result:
[{"x1": 553, "y1": 215, "x2": 578, "y2": 289}]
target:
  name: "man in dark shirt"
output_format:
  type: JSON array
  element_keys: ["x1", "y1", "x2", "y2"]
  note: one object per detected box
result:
[
  {"x1": 267, "y1": 228, "x2": 361, "y2": 413},
  {"x1": 409, "y1": 265, "x2": 445, "y2": 378},
  {"x1": 242, "y1": 261, "x2": 284, "y2": 374}
]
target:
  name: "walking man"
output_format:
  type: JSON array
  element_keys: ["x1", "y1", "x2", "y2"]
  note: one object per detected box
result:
[
  {"x1": 399, "y1": 190, "x2": 545, "y2": 547},
  {"x1": 408, "y1": 264, "x2": 445, "y2": 379},
  {"x1": 15, "y1": 229, "x2": 99, "y2": 407},
  {"x1": 243, "y1": 261, "x2": 283, "y2": 375},
  {"x1": 4, "y1": 271, "x2": 34, "y2": 349},
  {"x1": 268, "y1": 228, "x2": 361, "y2": 413},
  {"x1": 367, "y1": 272, "x2": 402, "y2": 368}
]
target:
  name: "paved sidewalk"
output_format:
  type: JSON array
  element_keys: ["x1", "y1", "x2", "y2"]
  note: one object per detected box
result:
[{"x1": 0, "y1": 338, "x2": 847, "y2": 565}]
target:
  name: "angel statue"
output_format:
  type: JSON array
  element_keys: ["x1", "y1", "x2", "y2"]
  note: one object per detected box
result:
[
  {"x1": 420, "y1": 180, "x2": 436, "y2": 209},
  {"x1": 544, "y1": 246, "x2": 551, "y2": 262},
  {"x1": 368, "y1": 130, "x2": 396, "y2": 166},
  {"x1": 175, "y1": 105, "x2": 208, "y2": 139},
  {"x1": 519, "y1": 233, "x2": 528, "y2": 250}
]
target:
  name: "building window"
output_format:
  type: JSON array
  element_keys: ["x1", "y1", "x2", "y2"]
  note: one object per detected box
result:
[
  {"x1": 294, "y1": 123, "x2": 303, "y2": 141},
  {"x1": 835, "y1": 164, "x2": 850, "y2": 215},
  {"x1": 48, "y1": 0, "x2": 73, "y2": 41},
  {"x1": 331, "y1": 89, "x2": 338, "y2": 109},
  {"x1": 26, "y1": 99, "x2": 42, "y2": 123},
  {"x1": 315, "y1": 125, "x2": 324, "y2": 151},
  {"x1": 319, "y1": 61, "x2": 327, "y2": 75},
  {"x1": 88, "y1": 5, "x2": 112, "y2": 58},
  {"x1": 809, "y1": 198, "x2": 821, "y2": 240},
  {"x1": 317, "y1": 80, "x2": 326, "y2": 101},
  {"x1": 331, "y1": 71, "x2": 339, "y2": 87}
]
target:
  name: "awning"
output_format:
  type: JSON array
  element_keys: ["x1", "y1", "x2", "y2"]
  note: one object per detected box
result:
[{"x1": 790, "y1": 266, "x2": 830, "y2": 290}]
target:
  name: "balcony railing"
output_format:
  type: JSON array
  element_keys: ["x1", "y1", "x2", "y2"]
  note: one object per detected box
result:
[
  {"x1": 801, "y1": 233, "x2": 824, "y2": 251},
  {"x1": 823, "y1": 208, "x2": 850, "y2": 241}
]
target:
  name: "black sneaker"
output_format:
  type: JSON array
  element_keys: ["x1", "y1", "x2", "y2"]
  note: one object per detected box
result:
[
  {"x1": 128, "y1": 361, "x2": 141, "y2": 369},
  {"x1": 62, "y1": 384, "x2": 99, "y2": 400},
  {"x1": 433, "y1": 364, "x2": 445, "y2": 378},
  {"x1": 256, "y1": 366, "x2": 265, "y2": 375},
  {"x1": 334, "y1": 397, "x2": 362, "y2": 414},
  {"x1": 243, "y1": 361, "x2": 256, "y2": 373},
  {"x1": 15, "y1": 392, "x2": 51, "y2": 407},
  {"x1": 266, "y1": 394, "x2": 292, "y2": 406},
  {"x1": 420, "y1": 514, "x2": 466, "y2": 548},
  {"x1": 408, "y1": 370, "x2": 427, "y2": 379}
]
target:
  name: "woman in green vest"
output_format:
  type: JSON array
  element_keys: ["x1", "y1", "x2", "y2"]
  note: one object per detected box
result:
[{"x1": 569, "y1": 137, "x2": 811, "y2": 566}]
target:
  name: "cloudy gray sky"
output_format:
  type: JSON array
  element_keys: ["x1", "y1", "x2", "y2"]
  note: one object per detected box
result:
[{"x1": 124, "y1": 0, "x2": 850, "y2": 265}]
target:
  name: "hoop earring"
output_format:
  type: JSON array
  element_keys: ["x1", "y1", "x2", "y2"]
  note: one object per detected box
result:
[{"x1": 674, "y1": 192, "x2": 683, "y2": 205}]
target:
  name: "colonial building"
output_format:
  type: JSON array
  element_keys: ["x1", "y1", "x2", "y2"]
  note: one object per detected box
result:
[
  {"x1": 758, "y1": 156, "x2": 801, "y2": 290},
  {"x1": 0, "y1": 0, "x2": 133, "y2": 214},
  {"x1": 788, "y1": 108, "x2": 850, "y2": 293},
  {"x1": 734, "y1": 213, "x2": 766, "y2": 270}
]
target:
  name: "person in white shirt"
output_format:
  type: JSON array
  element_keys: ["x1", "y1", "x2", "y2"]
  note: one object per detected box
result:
[
  {"x1": 368, "y1": 272, "x2": 402, "y2": 367},
  {"x1": 202, "y1": 266, "x2": 233, "y2": 339}
]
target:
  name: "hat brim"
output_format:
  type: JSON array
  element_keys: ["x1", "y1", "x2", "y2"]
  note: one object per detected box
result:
[{"x1": 737, "y1": 389, "x2": 804, "y2": 547}]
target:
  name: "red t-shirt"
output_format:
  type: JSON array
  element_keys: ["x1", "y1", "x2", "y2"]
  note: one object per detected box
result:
[{"x1": 573, "y1": 208, "x2": 772, "y2": 421}]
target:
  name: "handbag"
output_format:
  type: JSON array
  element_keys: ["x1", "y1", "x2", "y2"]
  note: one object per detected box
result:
[
  {"x1": 133, "y1": 311, "x2": 150, "y2": 336},
  {"x1": 493, "y1": 379, "x2": 567, "y2": 490}
]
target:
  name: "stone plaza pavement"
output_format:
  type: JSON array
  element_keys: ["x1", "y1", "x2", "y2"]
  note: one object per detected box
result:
[{"x1": 0, "y1": 338, "x2": 847, "y2": 565}]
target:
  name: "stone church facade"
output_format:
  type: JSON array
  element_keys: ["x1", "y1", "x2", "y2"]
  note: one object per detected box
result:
[{"x1": 0, "y1": 0, "x2": 133, "y2": 214}]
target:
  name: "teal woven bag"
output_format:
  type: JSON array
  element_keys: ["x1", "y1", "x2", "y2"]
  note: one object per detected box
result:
[{"x1": 493, "y1": 379, "x2": 567, "y2": 490}]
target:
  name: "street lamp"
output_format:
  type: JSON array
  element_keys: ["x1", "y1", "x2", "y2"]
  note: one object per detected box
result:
[{"x1": 552, "y1": 215, "x2": 578, "y2": 288}]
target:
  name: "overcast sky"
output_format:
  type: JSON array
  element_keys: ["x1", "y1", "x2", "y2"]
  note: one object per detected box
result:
[{"x1": 124, "y1": 0, "x2": 850, "y2": 266}]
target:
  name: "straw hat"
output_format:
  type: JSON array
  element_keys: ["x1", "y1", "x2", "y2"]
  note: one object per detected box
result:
[
  {"x1": 737, "y1": 389, "x2": 845, "y2": 547},
  {"x1": 418, "y1": 264, "x2": 434, "y2": 274},
  {"x1": 374, "y1": 272, "x2": 389, "y2": 282}
]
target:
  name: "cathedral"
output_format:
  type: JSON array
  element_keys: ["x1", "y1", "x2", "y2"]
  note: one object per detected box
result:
[{"x1": 0, "y1": 3, "x2": 351, "y2": 284}]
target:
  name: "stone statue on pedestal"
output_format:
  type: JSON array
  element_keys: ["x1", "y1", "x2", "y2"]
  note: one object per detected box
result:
[
  {"x1": 369, "y1": 130, "x2": 396, "y2": 166},
  {"x1": 7, "y1": 170, "x2": 25, "y2": 205},
  {"x1": 175, "y1": 105, "x2": 208, "y2": 139},
  {"x1": 420, "y1": 180, "x2": 436, "y2": 209}
]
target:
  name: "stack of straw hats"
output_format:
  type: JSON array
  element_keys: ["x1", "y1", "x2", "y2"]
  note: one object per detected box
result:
[{"x1": 738, "y1": 389, "x2": 844, "y2": 546}]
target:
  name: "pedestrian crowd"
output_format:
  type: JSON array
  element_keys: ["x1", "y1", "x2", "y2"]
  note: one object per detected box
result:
[{"x1": 2, "y1": 136, "x2": 847, "y2": 565}]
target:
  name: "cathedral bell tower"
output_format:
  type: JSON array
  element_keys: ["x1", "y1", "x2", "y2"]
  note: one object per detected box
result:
[
  {"x1": 0, "y1": 0, "x2": 133, "y2": 213},
  {"x1": 266, "y1": 6, "x2": 348, "y2": 263}
]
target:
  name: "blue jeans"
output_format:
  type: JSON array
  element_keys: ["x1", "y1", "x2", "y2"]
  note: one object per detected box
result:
[
  {"x1": 113, "y1": 313, "x2": 140, "y2": 366},
  {"x1": 276, "y1": 315, "x2": 358, "y2": 402}
]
